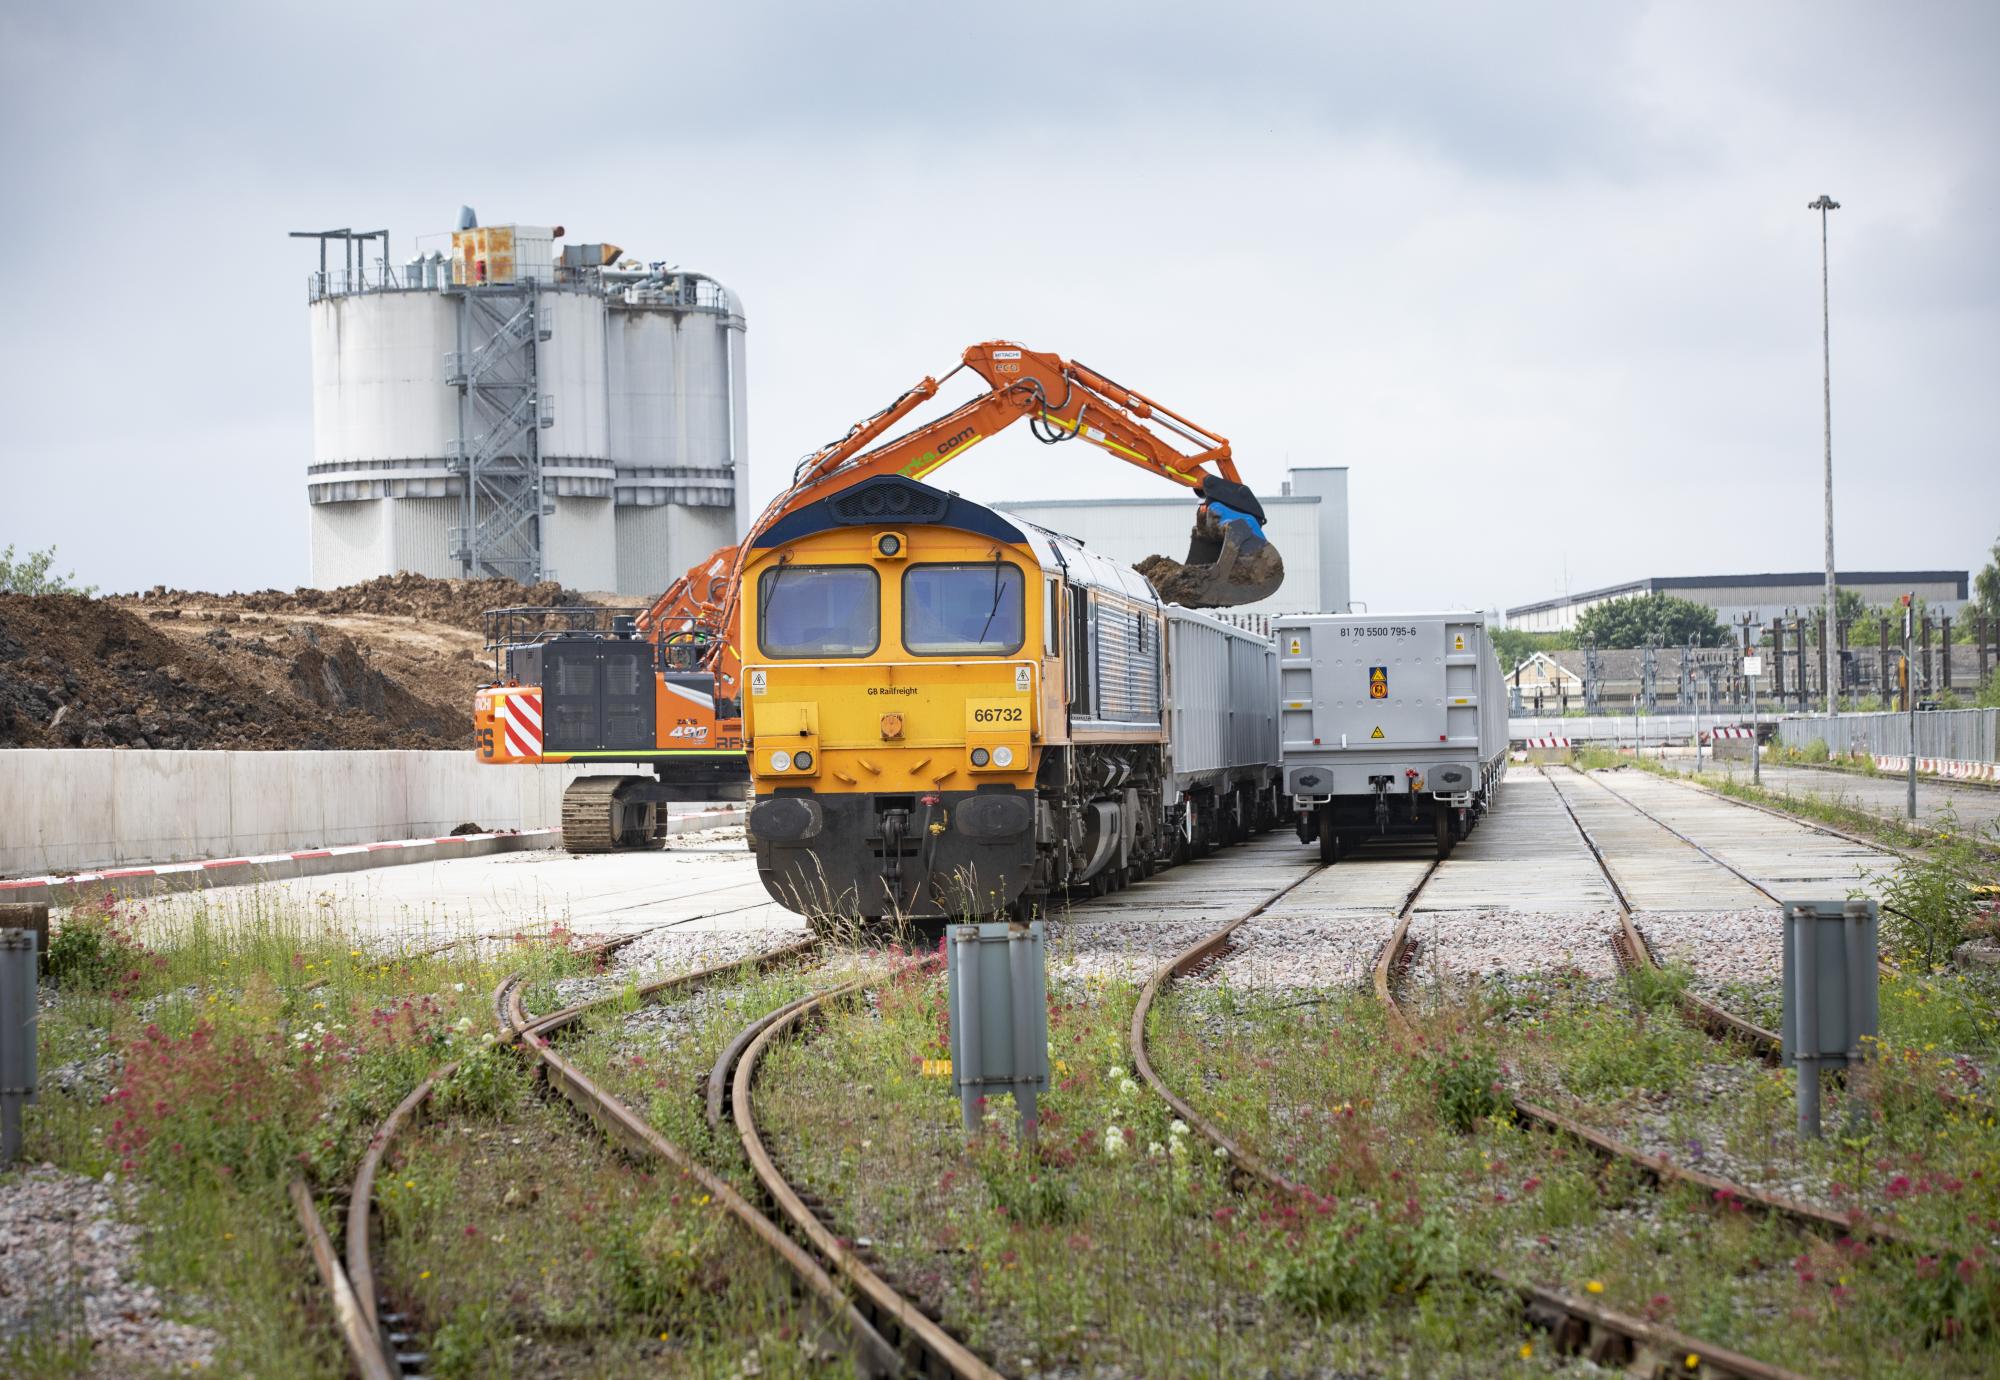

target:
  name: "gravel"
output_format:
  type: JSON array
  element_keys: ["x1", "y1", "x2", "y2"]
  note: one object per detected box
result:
[
  {"x1": 1403, "y1": 909, "x2": 1621, "y2": 981},
  {"x1": 541, "y1": 925, "x2": 809, "y2": 1009},
  {"x1": 1633, "y1": 908, "x2": 1784, "y2": 992},
  {"x1": 1045, "y1": 917, "x2": 1223, "y2": 986},
  {"x1": 0, "y1": 1164, "x2": 217, "y2": 1374},
  {"x1": 1199, "y1": 911, "x2": 1393, "y2": 991}
]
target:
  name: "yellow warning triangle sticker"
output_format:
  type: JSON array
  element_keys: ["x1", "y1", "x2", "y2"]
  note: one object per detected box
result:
[{"x1": 1370, "y1": 726, "x2": 1385, "y2": 739}]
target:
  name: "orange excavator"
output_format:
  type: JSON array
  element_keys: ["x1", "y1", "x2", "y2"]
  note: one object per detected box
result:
[{"x1": 473, "y1": 339, "x2": 1284, "y2": 850}]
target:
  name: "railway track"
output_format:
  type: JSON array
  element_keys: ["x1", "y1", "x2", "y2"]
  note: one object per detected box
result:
[
  {"x1": 325, "y1": 925, "x2": 909, "y2": 1377},
  {"x1": 1539, "y1": 766, "x2": 1781, "y2": 1058},
  {"x1": 1132, "y1": 846, "x2": 1835, "y2": 1377},
  {"x1": 713, "y1": 968, "x2": 1005, "y2": 1380}
]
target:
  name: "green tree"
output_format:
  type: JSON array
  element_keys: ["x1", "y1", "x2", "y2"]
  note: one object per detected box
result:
[
  {"x1": 1573, "y1": 593, "x2": 1726, "y2": 649},
  {"x1": 0, "y1": 544, "x2": 95, "y2": 596},
  {"x1": 1967, "y1": 533, "x2": 2000, "y2": 635},
  {"x1": 1491, "y1": 626, "x2": 1575, "y2": 671}
]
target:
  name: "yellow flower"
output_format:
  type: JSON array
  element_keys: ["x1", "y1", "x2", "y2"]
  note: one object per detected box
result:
[
  {"x1": 697, "y1": 1194, "x2": 711, "y2": 1205},
  {"x1": 223, "y1": 1232, "x2": 234, "y2": 1241},
  {"x1": 1518, "y1": 1342, "x2": 1533, "y2": 1359},
  {"x1": 659, "y1": 1332, "x2": 670, "y2": 1342},
  {"x1": 419, "y1": 1270, "x2": 431, "y2": 1280},
  {"x1": 1685, "y1": 1355, "x2": 1700, "y2": 1370},
  {"x1": 405, "y1": 1181, "x2": 415, "y2": 1189},
  {"x1": 1585, "y1": 1280, "x2": 1604, "y2": 1294},
  {"x1": 350, "y1": 949, "x2": 361, "y2": 957}
]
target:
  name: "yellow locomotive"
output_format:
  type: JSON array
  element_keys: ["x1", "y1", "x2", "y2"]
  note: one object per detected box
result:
[{"x1": 743, "y1": 475, "x2": 1281, "y2": 924}]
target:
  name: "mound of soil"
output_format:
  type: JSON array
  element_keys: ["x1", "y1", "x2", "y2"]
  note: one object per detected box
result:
[
  {"x1": 131, "y1": 572, "x2": 582, "y2": 634},
  {"x1": 0, "y1": 593, "x2": 469, "y2": 750}
]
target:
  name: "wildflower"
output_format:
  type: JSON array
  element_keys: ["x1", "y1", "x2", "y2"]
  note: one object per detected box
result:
[
  {"x1": 454, "y1": 1016, "x2": 474, "y2": 1036},
  {"x1": 419, "y1": 1270, "x2": 431, "y2": 1280},
  {"x1": 1169, "y1": 1119, "x2": 1189, "y2": 1137},
  {"x1": 1168, "y1": 1137, "x2": 1189, "y2": 1160},
  {"x1": 453, "y1": 982, "x2": 466, "y2": 994},
  {"x1": 1148, "y1": 1141, "x2": 1165, "y2": 1158},
  {"x1": 1685, "y1": 1356, "x2": 1700, "y2": 1371},
  {"x1": 1519, "y1": 1342, "x2": 1533, "y2": 1360},
  {"x1": 1103, "y1": 1126, "x2": 1127, "y2": 1157},
  {"x1": 1107, "y1": 1064, "x2": 1125, "y2": 1081},
  {"x1": 1585, "y1": 1280, "x2": 1604, "y2": 1294},
  {"x1": 1118, "y1": 1078, "x2": 1140, "y2": 1098},
  {"x1": 697, "y1": 1194, "x2": 711, "y2": 1206},
  {"x1": 1214, "y1": 1145, "x2": 1229, "y2": 1159}
]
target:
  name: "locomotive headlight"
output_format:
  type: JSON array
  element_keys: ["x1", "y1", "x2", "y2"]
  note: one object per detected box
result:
[
  {"x1": 876, "y1": 533, "x2": 903, "y2": 557},
  {"x1": 793, "y1": 750, "x2": 813, "y2": 771},
  {"x1": 970, "y1": 747, "x2": 990, "y2": 767},
  {"x1": 770, "y1": 749, "x2": 792, "y2": 772},
  {"x1": 992, "y1": 745, "x2": 1014, "y2": 768}
]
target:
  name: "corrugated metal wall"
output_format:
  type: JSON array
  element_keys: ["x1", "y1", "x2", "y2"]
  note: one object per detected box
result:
[{"x1": 1163, "y1": 609, "x2": 1279, "y2": 785}]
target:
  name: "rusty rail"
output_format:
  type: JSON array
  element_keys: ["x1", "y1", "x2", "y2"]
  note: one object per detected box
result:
[
  {"x1": 1130, "y1": 854, "x2": 1816, "y2": 1377},
  {"x1": 728, "y1": 976, "x2": 1005, "y2": 1379}
]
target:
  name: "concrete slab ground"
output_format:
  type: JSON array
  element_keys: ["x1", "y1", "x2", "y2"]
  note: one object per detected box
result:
[
  {"x1": 1583, "y1": 768, "x2": 1889, "y2": 900},
  {"x1": 104, "y1": 825, "x2": 801, "y2": 947}
]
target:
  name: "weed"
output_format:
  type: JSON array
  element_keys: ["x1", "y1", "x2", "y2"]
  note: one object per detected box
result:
[
  {"x1": 1427, "y1": 1045, "x2": 1505, "y2": 1132},
  {"x1": 1264, "y1": 1196, "x2": 1458, "y2": 1319},
  {"x1": 433, "y1": 1033, "x2": 518, "y2": 1117},
  {"x1": 1866, "y1": 811, "x2": 2000, "y2": 970}
]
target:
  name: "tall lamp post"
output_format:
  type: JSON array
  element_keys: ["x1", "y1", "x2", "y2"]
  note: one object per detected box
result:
[{"x1": 1809, "y1": 194, "x2": 1841, "y2": 718}]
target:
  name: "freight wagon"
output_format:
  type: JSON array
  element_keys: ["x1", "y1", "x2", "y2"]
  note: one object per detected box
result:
[{"x1": 1275, "y1": 612, "x2": 1506, "y2": 861}]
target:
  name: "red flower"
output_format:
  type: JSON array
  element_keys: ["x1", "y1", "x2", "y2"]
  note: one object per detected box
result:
[{"x1": 1886, "y1": 1175, "x2": 1913, "y2": 1199}]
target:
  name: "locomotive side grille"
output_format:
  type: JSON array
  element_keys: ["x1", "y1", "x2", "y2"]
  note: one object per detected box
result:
[{"x1": 1093, "y1": 602, "x2": 1162, "y2": 724}]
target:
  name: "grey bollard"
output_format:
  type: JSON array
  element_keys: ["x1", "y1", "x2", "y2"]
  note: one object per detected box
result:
[
  {"x1": 1782, "y1": 899, "x2": 1879, "y2": 1139},
  {"x1": 0, "y1": 928, "x2": 37, "y2": 1166},
  {"x1": 946, "y1": 921, "x2": 1049, "y2": 1148}
]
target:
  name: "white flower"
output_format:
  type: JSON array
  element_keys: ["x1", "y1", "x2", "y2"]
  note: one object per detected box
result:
[
  {"x1": 454, "y1": 1016, "x2": 474, "y2": 1036},
  {"x1": 452, "y1": 982, "x2": 466, "y2": 994},
  {"x1": 1102, "y1": 1126, "x2": 1126, "y2": 1157},
  {"x1": 1106, "y1": 1064, "x2": 1125, "y2": 1082},
  {"x1": 1148, "y1": 1141, "x2": 1165, "y2": 1158},
  {"x1": 1213, "y1": 1145, "x2": 1229, "y2": 1159},
  {"x1": 1169, "y1": 1137, "x2": 1189, "y2": 1160},
  {"x1": 480, "y1": 1032, "x2": 497, "y2": 1045},
  {"x1": 1118, "y1": 1078, "x2": 1140, "y2": 1098},
  {"x1": 1169, "y1": 1119, "x2": 1189, "y2": 1138}
]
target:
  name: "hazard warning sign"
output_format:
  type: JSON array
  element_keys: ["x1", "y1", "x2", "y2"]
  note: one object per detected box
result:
[
  {"x1": 1368, "y1": 666, "x2": 1388, "y2": 700},
  {"x1": 1288, "y1": 637, "x2": 1302, "y2": 655},
  {"x1": 1453, "y1": 633, "x2": 1466, "y2": 651},
  {"x1": 1370, "y1": 725, "x2": 1385, "y2": 739}
]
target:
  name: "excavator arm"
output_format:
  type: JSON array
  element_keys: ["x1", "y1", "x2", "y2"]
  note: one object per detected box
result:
[{"x1": 638, "y1": 340, "x2": 1283, "y2": 680}]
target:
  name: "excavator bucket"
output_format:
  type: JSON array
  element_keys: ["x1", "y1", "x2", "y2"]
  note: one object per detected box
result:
[{"x1": 1134, "y1": 476, "x2": 1285, "y2": 609}]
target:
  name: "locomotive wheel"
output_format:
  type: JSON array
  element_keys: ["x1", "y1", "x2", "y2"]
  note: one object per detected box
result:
[
  {"x1": 1434, "y1": 805, "x2": 1456, "y2": 861},
  {"x1": 1317, "y1": 809, "x2": 1339, "y2": 865}
]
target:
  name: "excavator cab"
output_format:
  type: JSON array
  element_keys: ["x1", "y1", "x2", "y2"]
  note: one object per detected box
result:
[{"x1": 1135, "y1": 474, "x2": 1286, "y2": 608}]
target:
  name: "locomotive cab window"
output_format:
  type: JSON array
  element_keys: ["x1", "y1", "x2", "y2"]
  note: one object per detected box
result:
[
  {"x1": 757, "y1": 564, "x2": 880, "y2": 658},
  {"x1": 902, "y1": 561, "x2": 1026, "y2": 655}
]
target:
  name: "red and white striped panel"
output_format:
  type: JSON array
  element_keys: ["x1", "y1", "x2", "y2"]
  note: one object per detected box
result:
[
  {"x1": 1874, "y1": 754, "x2": 2000, "y2": 783},
  {"x1": 1710, "y1": 727, "x2": 1754, "y2": 740},
  {"x1": 497, "y1": 689, "x2": 543, "y2": 759},
  {"x1": 1525, "y1": 737, "x2": 1572, "y2": 749}
]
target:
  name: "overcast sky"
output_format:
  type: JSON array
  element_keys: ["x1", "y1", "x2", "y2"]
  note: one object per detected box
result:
[{"x1": 3, "y1": 1, "x2": 1994, "y2": 613}]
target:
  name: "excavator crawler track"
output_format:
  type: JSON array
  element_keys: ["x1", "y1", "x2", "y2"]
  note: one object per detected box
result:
[{"x1": 560, "y1": 775, "x2": 665, "y2": 854}]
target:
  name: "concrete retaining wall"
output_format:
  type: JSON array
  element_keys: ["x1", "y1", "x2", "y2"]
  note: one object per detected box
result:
[{"x1": 0, "y1": 749, "x2": 595, "y2": 876}]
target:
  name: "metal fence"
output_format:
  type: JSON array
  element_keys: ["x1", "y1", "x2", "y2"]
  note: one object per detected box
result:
[
  {"x1": 1776, "y1": 708, "x2": 1999, "y2": 763},
  {"x1": 1510, "y1": 715, "x2": 1720, "y2": 747}
]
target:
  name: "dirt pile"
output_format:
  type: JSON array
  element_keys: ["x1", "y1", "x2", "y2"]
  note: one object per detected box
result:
[
  {"x1": 0, "y1": 592, "x2": 475, "y2": 750},
  {"x1": 131, "y1": 572, "x2": 583, "y2": 634}
]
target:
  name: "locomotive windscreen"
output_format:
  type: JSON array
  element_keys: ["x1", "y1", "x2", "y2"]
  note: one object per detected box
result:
[
  {"x1": 757, "y1": 565, "x2": 880, "y2": 658},
  {"x1": 902, "y1": 562, "x2": 1025, "y2": 655}
]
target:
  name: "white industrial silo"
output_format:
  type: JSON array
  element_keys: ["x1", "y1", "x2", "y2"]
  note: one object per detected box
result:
[
  {"x1": 295, "y1": 218, "x2": 746, "y2": 596},
  {"x1": 607, "y1": 273, "x2": 745, "y2": 596}
]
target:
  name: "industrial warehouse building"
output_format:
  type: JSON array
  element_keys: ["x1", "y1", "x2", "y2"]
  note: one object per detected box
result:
[
  {"x1": 995, "y1": 466, "x2": 1351, "y2": 618},
  {"x1": 1505, "y1": 570, "x2": 1969, "y2": 633},
  {"x1": 296, "y1": 213, "x2": 747, "y2": 595}
]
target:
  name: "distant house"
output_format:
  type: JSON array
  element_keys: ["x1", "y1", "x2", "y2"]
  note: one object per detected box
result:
[{"x1": 1510, "y1": 652, "x2": 1585, "y2": 712}]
